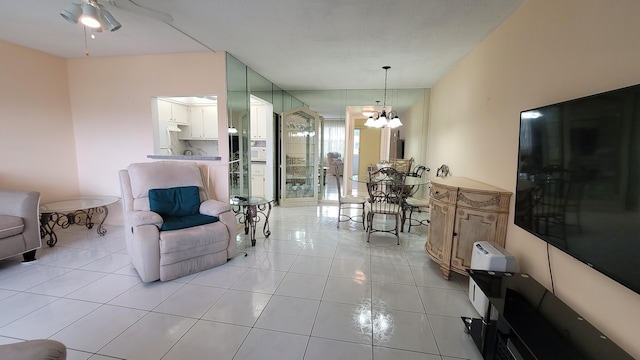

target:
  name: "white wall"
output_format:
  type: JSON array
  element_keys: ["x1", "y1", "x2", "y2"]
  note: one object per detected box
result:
[
  {"x1": 427, "y1": 0, "x2": 640, "y2": 357},
  {"x1": 0, "y1": 40, "x2": 79, "y2": 201},
  {"x1": 66, "y1": 52, "x2": 229, "y2": 221}
]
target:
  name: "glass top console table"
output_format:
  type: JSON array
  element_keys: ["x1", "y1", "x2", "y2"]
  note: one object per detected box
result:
[
  {"x1": 230, "y1": 196, "x2": 273, "y2": 246},
  {"x1": 39, "y1": 196, "x2": 119, "y2": 247}
]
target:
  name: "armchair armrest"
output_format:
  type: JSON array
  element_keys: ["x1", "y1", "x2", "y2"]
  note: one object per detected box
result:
[
  {"x1": 0, "y1": 190, "x2": 41, "y2": 252},
  {"x1": 127, "y1": 211, "x2": 163, "y2": 227},
  {"x1": 0, "y1": 190, "x2": 39, "y2": 218},
  {"x1": 200, "y1": 199, "x2": 231, "y2": 217}
]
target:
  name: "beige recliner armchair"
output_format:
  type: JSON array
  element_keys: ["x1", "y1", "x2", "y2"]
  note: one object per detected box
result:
[
  {"x1": 119, "y1": 161, "x2": 237, "y2": 282},
  {"x1": 0, "y1": 339, "x2": 66, "y2": 360},
  {"x1": 0, "y1": 189, "x2": 41, "y2": 262},
  {"x1": 326, "y1": 152, "x2": 344, "y2": 176}
]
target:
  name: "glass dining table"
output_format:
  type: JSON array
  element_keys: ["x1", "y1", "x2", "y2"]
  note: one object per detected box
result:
[
  {"x1": 350, "y1": 174, "x2": 430, "y2": 187},
  {"x1": 350, "y1": 174, "x2": 430, "y2": 232}
]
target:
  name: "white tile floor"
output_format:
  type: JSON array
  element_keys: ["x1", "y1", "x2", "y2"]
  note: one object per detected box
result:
[{"x1": 0, "y1": 205, "x2": 483, "y2": 360}]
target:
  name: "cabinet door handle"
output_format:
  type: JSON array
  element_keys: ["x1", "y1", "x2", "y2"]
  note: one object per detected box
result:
[{"x1": 453, "y1": 232, "x2": 457, "y2": 236}]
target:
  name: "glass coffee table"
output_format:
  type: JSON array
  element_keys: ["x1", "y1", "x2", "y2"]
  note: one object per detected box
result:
[
  {"x1": 39, "y1": 196, "x2": 120, "y2": 247},
  {"x1": 230, "y1": 196, "x2": 273, "y2": 246}
]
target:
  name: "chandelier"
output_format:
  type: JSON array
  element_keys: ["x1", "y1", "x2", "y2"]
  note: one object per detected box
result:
[{"x1": 364, "y1": 66, "x2": 402, "y2": 129}]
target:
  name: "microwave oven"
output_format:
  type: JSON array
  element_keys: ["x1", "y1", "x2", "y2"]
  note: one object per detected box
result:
[{"x1": 251, "y1": 147, "x2": 267, "y2": 161}]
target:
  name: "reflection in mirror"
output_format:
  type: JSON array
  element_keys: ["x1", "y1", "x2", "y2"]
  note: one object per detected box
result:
[
  {"x1": 152, "y1": 95, "x2": 219, "y2": 157},
  {"x1": 227, "y1": 54, "x2": 249, "y2": 197},
  {"x1": 287, "y1": 89, "x2": 428, "y2": 201}
]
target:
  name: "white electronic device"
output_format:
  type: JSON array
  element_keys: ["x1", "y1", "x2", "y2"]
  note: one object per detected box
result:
[{"x1": 468, "y1": 241, "x2": 519, "y2": 320}]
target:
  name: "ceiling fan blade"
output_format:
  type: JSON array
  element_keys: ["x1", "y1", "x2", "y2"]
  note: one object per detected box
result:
[{"x1": 107, "y1": 0, "x2": 174, "y2": 23}]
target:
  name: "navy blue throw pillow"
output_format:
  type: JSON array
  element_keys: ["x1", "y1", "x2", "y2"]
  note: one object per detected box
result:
[{"x1": 149, "y1": 186, "x2": 201, "y2": 217}]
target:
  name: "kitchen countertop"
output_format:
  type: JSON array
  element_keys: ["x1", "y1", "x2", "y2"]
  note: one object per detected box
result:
[{"x1": 147, "y1": 155, "x2": 222, "y2": 161}]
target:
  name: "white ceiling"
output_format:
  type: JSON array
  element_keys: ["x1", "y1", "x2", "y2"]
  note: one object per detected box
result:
[{"x1": 0, "y1": 0, "x2": 524, "y2": 116}]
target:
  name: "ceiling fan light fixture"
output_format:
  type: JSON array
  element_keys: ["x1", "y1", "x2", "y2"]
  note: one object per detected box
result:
[
  {"x1": 98, "y1": 6, "x2": 121, "y2": 31},
  {"x1": 60, "y1": 3, "x2": 82, "y2": 24},
  {"x1": 79, "y1": 3, "x2": 101, "y2": 28}
]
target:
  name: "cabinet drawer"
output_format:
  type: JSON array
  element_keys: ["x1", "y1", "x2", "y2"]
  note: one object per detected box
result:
[
  {"x1": 457, "y1": 190, "x2": 509, "y2": 212},
  {"x1": 430, "y1": 183, "x2": 457, "y2": 204},
  {"x1": 252, "y1": 166, "x2": 265, "y2": 176}
]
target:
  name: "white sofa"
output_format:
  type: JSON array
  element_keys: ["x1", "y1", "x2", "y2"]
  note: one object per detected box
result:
[
  {"x1": 0, "y1": 189, "x2": 41, "y2": 262},
  {"x1": 119, "y1": 161, "x2": 237, "y2": 282}
]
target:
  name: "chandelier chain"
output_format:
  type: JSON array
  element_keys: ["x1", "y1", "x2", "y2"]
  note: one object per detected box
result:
[{"x1": 383, "y1": 67, "x2": 388, "y2": 109}]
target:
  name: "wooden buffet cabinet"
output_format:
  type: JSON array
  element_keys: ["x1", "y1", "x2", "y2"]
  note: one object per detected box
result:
[{"x1": 426, "y1": 177, "x2": 512, "y2": 279}]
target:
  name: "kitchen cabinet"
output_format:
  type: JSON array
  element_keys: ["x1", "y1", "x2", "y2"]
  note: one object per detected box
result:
[
  {"x1": 250, "y1": 105, "x2": 268, "y2": 140},
  {"x1": 251, "y1": 163, "x2": 265, "y2": 197},
  {"x1": 281, "y1": 107, "x2": 320, "y2": 206},
  {"x1": 158, "y1": 99, "x2": 188, "y2": 125},
  {"x1": 178, "y1": 105, "x2": 218, "y2": 140},
  {"x1": 158, "y1": 119, "x2": 171, "y2": 152},
  {"x1": 426, "y1": 177, "x2": 512, "y2": 279}
]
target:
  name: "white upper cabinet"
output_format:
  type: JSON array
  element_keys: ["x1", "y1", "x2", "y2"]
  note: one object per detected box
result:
[
  {"x1": 179, "y1": 105, "x2": 218, "y2": 140},
  {"x1": 158, "y1": 99, "x2": 188, "y2": 125},
  {"x1": 250, "y1": 105, "x2": 268, "y2": 140},
  {"x1": 202, "y1": 106, "x2": 218, "y2": 139}
]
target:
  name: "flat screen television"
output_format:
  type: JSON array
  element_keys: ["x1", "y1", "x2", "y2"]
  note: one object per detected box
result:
[{"x1": 515, "y1": 84, "x2": 640, "y2": 295}]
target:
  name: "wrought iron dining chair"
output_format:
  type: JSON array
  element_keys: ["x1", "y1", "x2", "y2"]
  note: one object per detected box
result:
[
  {"x1": 532, "y1": 164, "x2": 583, "y2": 240},
  {"x1": 365, "y1": 167, "x2": 407, "y2": 244},
  {"x1": 335, "y1": 166, "x2": 367, "y2": 229},
  {"x1": 390, "y1": 157, "x2": 414, "y2": 174},
  {"x1": 404, "y1": 165, "x2": 431, "y2": 232}
]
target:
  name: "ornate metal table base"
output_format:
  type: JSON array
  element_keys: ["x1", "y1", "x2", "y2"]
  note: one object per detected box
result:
[
  {"x1": 39, "y1": 196, "x2": 119, "y2": 247},
  {"x1": 40, "y1": 206, "x2": 110, "y2": 247},
  {"x1": 231, "y1": 198, "x2": 272, "y2": 246}
]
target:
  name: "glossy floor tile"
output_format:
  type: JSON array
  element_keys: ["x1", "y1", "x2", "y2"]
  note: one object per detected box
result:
[{"x1": 0, "y1": 204, "x2": 481, "y2": 359}]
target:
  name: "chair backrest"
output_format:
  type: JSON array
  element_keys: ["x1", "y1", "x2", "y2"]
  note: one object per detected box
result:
[
  {"x1": 410, "y1": 165, "x2": 429, "y2": 178},
  {"x1": 532, "y1": 165, "x2": 574, "y2": 217},
  {"x1": 390, "y1": 158, "x2": 414, "y2": 174},
  {"x1": 326, "y1": 152, "x2": 341, "y2": 166},
  {"x1": 120, "y1": 161, "x2": 208, "y2": 212},
  {"x1": 366, "y1": 167, "x2": 407, "y2": 214}
]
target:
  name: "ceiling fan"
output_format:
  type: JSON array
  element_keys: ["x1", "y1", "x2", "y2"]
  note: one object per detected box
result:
[{"x1": 60, "y1": 0, "x2": 174, "y2": 32}]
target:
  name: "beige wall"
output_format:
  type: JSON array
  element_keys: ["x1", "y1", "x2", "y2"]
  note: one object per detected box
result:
[
  {"x1": 428, "y1": 0, "x2": 640, "y2": 357},
  {"x1": 355, "y1": 118, "x2": 381, "y2": 177},
  {"x1": 66, "y1": 52, "x2": 229, "y2": 221},
  {"x1": 0, "y1": 40, "x2": 79, "y2": 201},
  {"x1": 403, "y1": 89, "x2": 431, "y2": 168},
  {"x1": 1, "y1": 45, "x2": 229, "y2": 223}
]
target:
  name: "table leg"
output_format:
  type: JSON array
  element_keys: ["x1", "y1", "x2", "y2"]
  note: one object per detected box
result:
[
  {"x1": 94, "y1": 205, "x2": 109, "y2": 236},
  {"x1": 40, "y1": 213, "x2": 58, "y2": 247},
  {"x1": 246, "y1": 205, "x2": 257, "y2": 246},
  {"x1": 232, "y1": 202, "x2": 273, "y2": 247},
  {"x1": 67, "y1": 207, "x2": 109, "y2": 236},
  {"x1": 262, "y1": 202, "x2": 272, "y2": 237}
]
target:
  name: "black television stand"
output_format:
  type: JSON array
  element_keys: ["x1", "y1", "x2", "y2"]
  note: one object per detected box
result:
[{"x1": 463, "y1": 270, "x2": 633, "y2": 360}]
